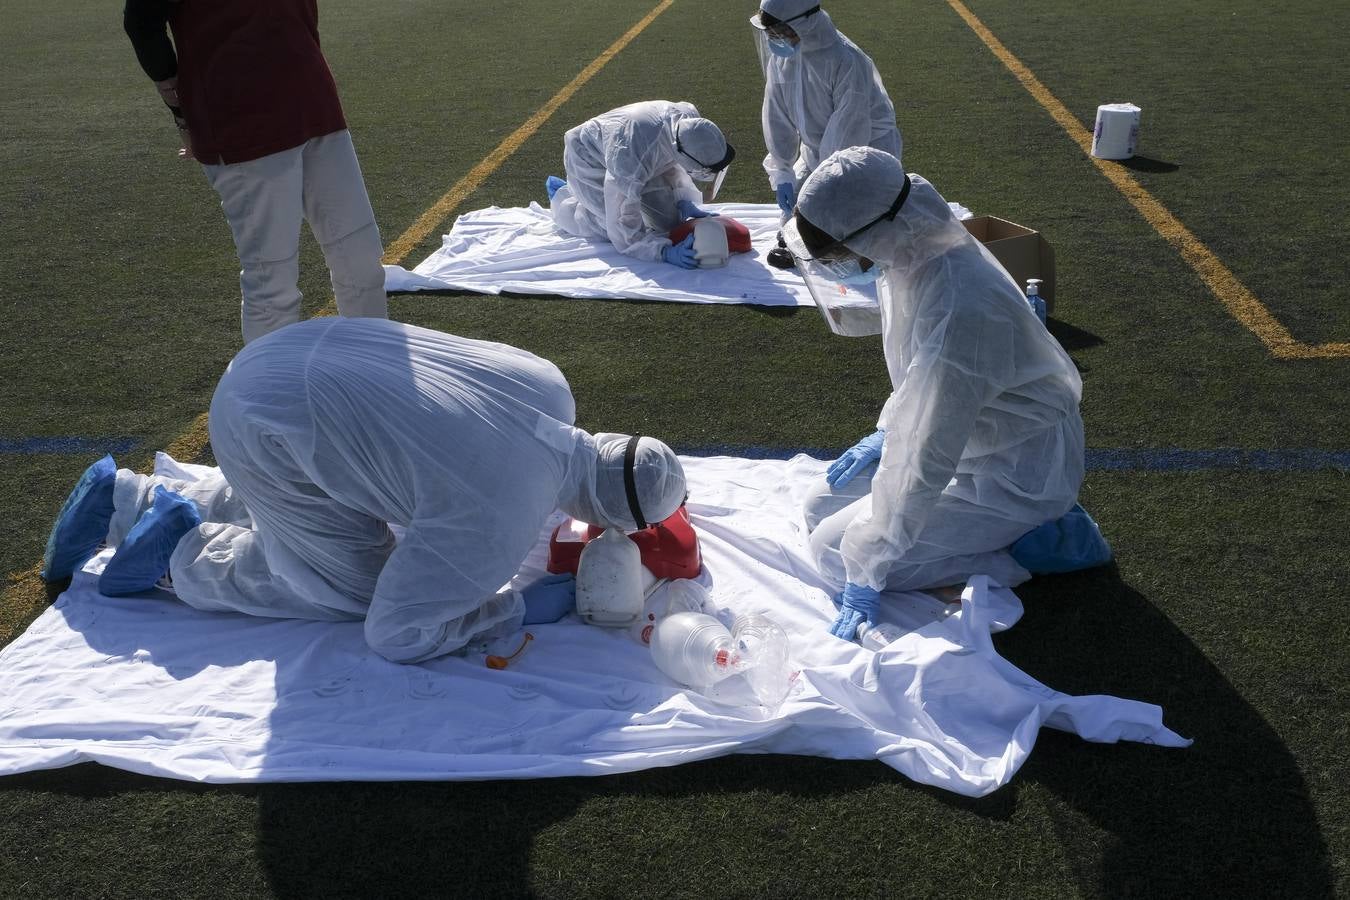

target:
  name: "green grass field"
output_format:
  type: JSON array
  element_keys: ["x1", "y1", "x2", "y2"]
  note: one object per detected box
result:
[{"x1": 2, "y1": 0, "x2": 1347, "y2": 896}]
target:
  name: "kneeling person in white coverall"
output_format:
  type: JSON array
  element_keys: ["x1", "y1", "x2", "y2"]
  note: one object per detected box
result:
[
  {"x1": 547, "y1": 100, "x2": 735, "y2": 269},
  {"x1": 750, "y1": 0, "x2": 903, "y2": 221},
  {"x1": 40, "y1": 318, "x2": 687, "y2": 664},
  {"x1": 782, "y1": 148, "x2": 1088, "y2": 641}
]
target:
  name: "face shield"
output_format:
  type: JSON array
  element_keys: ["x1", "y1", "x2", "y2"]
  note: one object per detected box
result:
[
  {"x1": 750, "y1": 5, "x2": 819, "y2": 62},
  {"x1": 782, "y1": 220, "x2": 882, "y2": 336},
  {"x1": 674, "y1": 120, "x2": 735, "y2": 201},
  {"x1": 782, "y1": 176, "x2": 913, "y2": 336}
]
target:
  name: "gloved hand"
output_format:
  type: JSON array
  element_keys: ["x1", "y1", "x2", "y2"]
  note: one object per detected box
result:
[
  {"x1": 520, "y1": 573, "x2": 576, "y2": 625},
  {"x1": 662, "y1": 234, "x2": 698, "y2": 269},
  {"x1": 826, "y1": 429, "x2": 885, "y2": 488},
  {"x1": 775, "y1": 182, "x2": 796, "y2": 216},
  {"x1": 829, "y1": 582, "x2": 881, "y2": 640},
  {"x1": 676, "y1": 199, "x2": 715, "y2": 219}
]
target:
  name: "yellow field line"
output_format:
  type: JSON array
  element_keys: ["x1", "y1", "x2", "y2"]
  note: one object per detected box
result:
[
  {"x1": 380, "y1": 0, "x2": 675, "y2": 268},
  {"x1": 945, "y1": 0, "x2": 1349, "y2": 361},
  {"x1": 0, "y1": 1, "x2": 675, "y2": 646}
]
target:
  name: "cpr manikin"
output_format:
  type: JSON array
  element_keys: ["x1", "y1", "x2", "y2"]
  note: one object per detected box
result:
[
  {"x1": 783, "y1": 148, "x2": 1085, "y2": 638},
  {"x1": 549, "y1": 100, "x2": 735, "y2": 265},
  {"x1": 750, "y1": 0, "x2": 903, "y2": 221}
]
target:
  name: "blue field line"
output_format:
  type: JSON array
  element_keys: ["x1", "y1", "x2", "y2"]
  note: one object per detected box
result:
[
  {"x1": 676, "y1": 445, "x2": 1350, "y2": 473},
  {"x1": 3, "y1": 437, "x2": 1348, "y2": 472},
  {"x1": 0, "y1": 437, "x2": 140, "y2": 455}
]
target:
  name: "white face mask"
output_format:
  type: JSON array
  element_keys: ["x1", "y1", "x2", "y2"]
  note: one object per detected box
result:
[{"x1": 767, "y1": 37, "x2": 798, "y2": 58}]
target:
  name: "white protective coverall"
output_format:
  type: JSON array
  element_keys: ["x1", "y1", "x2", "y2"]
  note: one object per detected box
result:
[
  {"x1": 754, "y1": 0, "x2": 902, "y2": 197},
  {"x1": 551, "y1": 100, "x2": 722, "y2": 261},
  {"x1": 108, "y1": 318, "x2": 686, "y2": 663},
  {"x1": 790, "y1": 148, "x2": 1084, "y2": 592}
]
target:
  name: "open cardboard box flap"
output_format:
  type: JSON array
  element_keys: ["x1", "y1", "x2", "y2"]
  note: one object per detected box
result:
[{"x1": 962, "y1": 215, "x2": 1056, "y2": 313}]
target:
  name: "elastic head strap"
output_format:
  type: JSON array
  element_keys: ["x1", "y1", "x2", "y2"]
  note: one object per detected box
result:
[
  {"x1": 675, "y1": 120, "x2": 736, "y2": 173},
  {"x1": 623, "y1": 435, "x2": 648, "y2": 530},
  {"x1": 801, "y1": 174, "x2": 913, "y2": 261}
]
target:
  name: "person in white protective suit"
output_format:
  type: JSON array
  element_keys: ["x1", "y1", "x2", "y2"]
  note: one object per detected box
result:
[
  {"x1": 547, "y1": 100, "x2": 736, "y2": 268},
  {"x1": 750, "y1": 0, "x2": 902, "y2": 222},
  {"x1": 782, "y1": 148, "x2": 1085, "y2": 641},
  {"x1": 41, "y1": 318, "x2": 687, "y2": 665}
]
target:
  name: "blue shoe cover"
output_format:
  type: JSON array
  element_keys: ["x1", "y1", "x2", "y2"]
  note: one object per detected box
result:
[
  {"x1": 99, "y1": 486, "x2": 201, "y2": 596},
  {"x1": 1010, "y1": 504, "x2": 1113, "y2": 575},
  {"x1": 545, "y1": 175, "x2": 566, "y2": 201},
  {"x1": 41, "y1": 454, "x2": 117, "y2": 581}
]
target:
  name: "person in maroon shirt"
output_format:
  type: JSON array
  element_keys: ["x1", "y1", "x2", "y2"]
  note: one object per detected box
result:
[{"x1": 125, "y1": 0, "x2": 388, "y2": 343}]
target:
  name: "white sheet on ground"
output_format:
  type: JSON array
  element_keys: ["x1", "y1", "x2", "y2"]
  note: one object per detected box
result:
[
  {"x1": 383, "y1": 202, "x2": 971, "y2": 306},
  {"x1": 0, "y1": 454, "x2": 1187, "y2": 796}
]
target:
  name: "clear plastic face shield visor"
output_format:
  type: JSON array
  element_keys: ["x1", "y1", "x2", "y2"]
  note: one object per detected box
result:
[
  {"x1": 675, "y1": 122, "x2": 736, "y2": 202},
  {"x1": 781, "y1": 176, "x2": 912, "y2": 336},
  {"x1": 750, "y1": 5, "x2": 819, "y2": 65}
]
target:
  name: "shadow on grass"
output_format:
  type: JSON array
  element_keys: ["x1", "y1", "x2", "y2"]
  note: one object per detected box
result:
[
  {"x1": 2, "y1": 567, "x2": 1329, "y2": 897},
  {"x1": 989, "y1": 566, "x2": 1333, "y2": 897},
  {"x1": 242, "y1": 571, "x2": 1330, "y2": 896},
  {"x1": 1047, "y1": 318, "x2": 1105, "y2": 352},
  {"x1": 1117, "y1": 156, "x2": 1181, "y2": 174}
]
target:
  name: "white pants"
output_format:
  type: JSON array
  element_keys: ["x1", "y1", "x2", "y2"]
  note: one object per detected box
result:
[
  {"x1": 204, "y1": 130, "x2": 389, "y2": 344},
  {"x1": 802, "y1": 466, "x2": 1043, "y2": 592},
  {"x1": 110, "y1": 466, "x2": 391, "y2": 623}
]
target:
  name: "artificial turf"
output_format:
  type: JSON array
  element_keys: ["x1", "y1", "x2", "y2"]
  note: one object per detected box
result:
[{"x1": 1, "y1": 0, "x2": 1346, "y2": 896}]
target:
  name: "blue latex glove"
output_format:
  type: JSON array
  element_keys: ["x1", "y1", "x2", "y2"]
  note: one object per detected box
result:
[
  {"x1": 775, "y1": 182, "x2": 796, "y2": 216},
  {"x1": 826, "y1": 429, "x2": 885, "y2": 488},
  {"x1": 829, "y1": 582, "x2": 881, "y2": 640},
  {"x1": 662, "y1": 234, "x2": 698, "y2": 269},
  {"x1": 520, "y1": 572, "x2": 576, "y2": 625},
  {"x1": 676, "y1": 199, "x2": 714, "y2": 219}
]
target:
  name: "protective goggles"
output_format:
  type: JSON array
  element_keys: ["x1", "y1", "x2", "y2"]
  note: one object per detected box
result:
[
  {"x1": 793, "y1": 175, "x2": 912, "y2": 264},
  {"x1": 674, "y1": 122, "x2": 736, "y2": 178},
  {"x1": 751, "y1": 5, "x2": 820, "y2": 40}
]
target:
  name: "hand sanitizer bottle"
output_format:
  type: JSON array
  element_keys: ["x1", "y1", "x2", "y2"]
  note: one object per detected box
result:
[{"x1": 1025, "y1": 279, "x2": 1047, "y2": 326}]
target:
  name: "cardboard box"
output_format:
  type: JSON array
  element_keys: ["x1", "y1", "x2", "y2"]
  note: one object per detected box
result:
[{"x1": 961, "y1": 215, "x2": 1056, "y2": 315}]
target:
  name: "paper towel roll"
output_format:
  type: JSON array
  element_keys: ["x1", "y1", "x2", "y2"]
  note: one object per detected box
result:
[{"x1": 1091, "y1": 103, "x2": 1141, "y2": 160}]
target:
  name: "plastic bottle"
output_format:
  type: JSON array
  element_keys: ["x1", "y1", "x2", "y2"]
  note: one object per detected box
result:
[
  {"x1": 856, "y1": 620, "x2": 906, "y2": 651},
  {"x1": 575, "y1": 527, "x2": 644, "y2": 627},
  {"x1": 1025, "y1": 278, "x2": 1047, "y2": 326},
  {"x1": 648, "y1": 612, "x2": 740, "y2": 688}
]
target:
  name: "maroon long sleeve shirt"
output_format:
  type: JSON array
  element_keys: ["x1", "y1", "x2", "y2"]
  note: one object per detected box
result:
[{"x1": 124, "y1": 0, "x2": 348, "y2": 165}]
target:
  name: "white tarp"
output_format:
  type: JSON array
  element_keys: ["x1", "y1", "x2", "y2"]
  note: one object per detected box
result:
[
  {"x1": 384, "y1": 202, "x2": 811, "y2": 305},
  {"x1": 384, "y1": 202, "x2": 971, "y2": 306},
  {"x1": 0, "y1": 455, "x2": 1187, "y2": 796}
]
